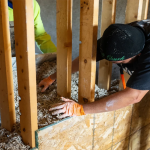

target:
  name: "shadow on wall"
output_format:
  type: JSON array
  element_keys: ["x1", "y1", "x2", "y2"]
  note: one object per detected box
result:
[{"x1": 117, "y1": 91, "x2": 150, "y2": 149}]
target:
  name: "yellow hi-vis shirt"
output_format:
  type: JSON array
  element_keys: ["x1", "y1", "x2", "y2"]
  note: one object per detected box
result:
[{"x1": 8, "y1": 0, "x2": 57, "y2": 53}]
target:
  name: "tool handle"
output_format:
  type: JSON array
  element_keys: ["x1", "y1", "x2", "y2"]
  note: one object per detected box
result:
[{"x1": 120, "y1": 67, "x2": 126, "y2": 89}]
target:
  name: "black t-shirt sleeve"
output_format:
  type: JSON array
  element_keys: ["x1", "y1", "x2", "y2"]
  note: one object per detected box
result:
[
  {"x1": 127, "y1": 50, "x2": 150, "y2": 90},
  {"x1": 96, "y1": 38, "x2": 104, "y2": 62}
]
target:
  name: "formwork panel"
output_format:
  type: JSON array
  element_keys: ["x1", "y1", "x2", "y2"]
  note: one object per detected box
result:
[{"x1": 35, "y1": 115, "x2": 94, "y2": 150}]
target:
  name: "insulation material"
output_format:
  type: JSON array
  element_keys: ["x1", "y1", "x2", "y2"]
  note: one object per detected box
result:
[
  {"x1": 0, "y1": 60, "x2": 120, "y2": 149},
  {"x1": 0, "y1": 123, "x2": 30, "y2": 150},
  {"x1": 36, "y1": 60, "x2": 113, "y2": 128}
]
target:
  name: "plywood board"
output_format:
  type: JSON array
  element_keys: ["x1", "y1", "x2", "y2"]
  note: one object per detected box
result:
[
  {"x1": 130, "y1": 91, "x2": 150, "y2": 134},
  {"x1": 0, "y1": 0, "x2": 16, "y2": 131},
  {"x1": 13, "y1": 0, "x2": 38, "y2": 147},
  {"x1": 113, "y1": 106, "x2": 132, "y2": 144},
  {"x1": 129, "y1": 124, "x2": 150, "y2": 150},
  {"x1": 98, "y1": 0, "x2": 116, "y2": 90},
  {"x1": 57, "y1": 0, "x2": 72, "y2": 98},
  {"x1": 35, "y1": 115, "x2": 94, "y2": 150},
  {"x1": 112, "y1": 137, "x2": 129, "y2": 150},
  {"x1": 79, "y1": 0, "x2": 99, "y2": 103},
  {"x1": 93, "y1": 112, "x2": 115, "y2": 150}
]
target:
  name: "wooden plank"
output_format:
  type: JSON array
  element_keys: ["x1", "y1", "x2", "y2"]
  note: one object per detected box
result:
[
  {"x1": 125, "y1": 0, "x2": 143, "y2": 23},
  {"x1": 78, "y1": 0, "x2": 99, "y2": 103},
  {"x1": 0, "y1": 0, "x2": 16, "y2": 131},
  {"x1": 119, "y1": 0, "x2": 144, "y2": 90},
  {"x1": 98, "y1": 0, "x2": 116, "y2": 90},
  {"x1": 13, "y1": 0, "x2": 38, "y2": 147},
  {"x1": 129, "y1": 124, "x2": 150, "y2": 150},
  {"x1": 141, "y1": 0, "x2": 149, "y2": 20},
  {"x1": 35, "y1": 115, "x2": 94, "y2": 150},
  {"x1": 56, "y1": 0, "x2": 72, "y2": 98}
]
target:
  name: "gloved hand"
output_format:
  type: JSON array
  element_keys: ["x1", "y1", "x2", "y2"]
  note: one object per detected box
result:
[
  {"x1": 49, "y1": 97, "x2": 85, "y2": 118},
  {"x1": 39, "y1": 76, "x2": 55, "y2": 92}
]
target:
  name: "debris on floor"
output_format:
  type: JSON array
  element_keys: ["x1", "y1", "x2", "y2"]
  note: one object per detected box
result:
[
  {"x1": 0, "y1": 59, "x2": 119, "y2": 149},
  {"x1": 0, "y1": 123, "x2": 30, "y2": 150}
]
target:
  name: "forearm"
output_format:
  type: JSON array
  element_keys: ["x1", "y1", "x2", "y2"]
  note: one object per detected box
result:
[
  {"x1": 83, "y1": 88, "x2": 144, "y2": 114},
  {"x1": 50, "y1": 57, "x2": 79, "y2": 80}
]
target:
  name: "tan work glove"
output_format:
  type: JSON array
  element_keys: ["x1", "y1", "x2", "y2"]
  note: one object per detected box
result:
[
  {"x1": 49, "y1": 97, "x2": 85, "y2": 118},
  {"x1": 39, "y1": 76, "x2": 55, "y2": 92}
]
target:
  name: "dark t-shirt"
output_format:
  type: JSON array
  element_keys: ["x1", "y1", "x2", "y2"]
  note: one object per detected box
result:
[{"x1": 96, "y1": 20, "x2": 150, "y2": 90}]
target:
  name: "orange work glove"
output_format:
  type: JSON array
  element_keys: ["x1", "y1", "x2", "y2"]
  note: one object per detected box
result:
[
  {"x1": 49, "y1": 97, "x2": 85, "y2": 118},
  {"x1": 39, "y1": 76, "x2": 55, "y2": 92}
]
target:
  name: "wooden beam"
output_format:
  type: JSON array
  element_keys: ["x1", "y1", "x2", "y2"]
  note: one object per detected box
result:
[
  {"x1": 13, "y1": 0, "x2": 38, "y2": 147},
  {"x1": 98, "y1": 0, "x2": 117, "y2": 90},
  {"x1": 56, "y1": 0, "x2": 72, "y2": 98},
  {"x1": 141, "y1": 0, "x2": 149, "y2": 20},
  {"x1": 0, "y1": 0, "x2": 16, "y2": 131},
  {"x1": 119, "y1": 0, "x2": 144, "y2": 91},
  {"x1": 125, "y1": 0, "x2": 143, "y2": 23},
  {"x1": 78, "y1": 0, "x2": 99, "y2": 103}
]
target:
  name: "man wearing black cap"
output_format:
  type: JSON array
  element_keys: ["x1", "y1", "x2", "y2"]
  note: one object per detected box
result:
[{"x1": 40, "y1": 20, "x2": 150, "y2": 118}]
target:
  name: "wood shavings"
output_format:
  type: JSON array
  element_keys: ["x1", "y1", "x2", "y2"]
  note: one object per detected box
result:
[
  {"x1": 0, "y1": 59, "x2": 119, "y2": 149},
  {"x1": 0, "y1": 123, "x2": 30, "y2": 150}
]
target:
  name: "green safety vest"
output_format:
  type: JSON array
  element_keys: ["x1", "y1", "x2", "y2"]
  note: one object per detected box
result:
[{"x1": 8, "y1": 0, "x2": 56, "y2": 53}]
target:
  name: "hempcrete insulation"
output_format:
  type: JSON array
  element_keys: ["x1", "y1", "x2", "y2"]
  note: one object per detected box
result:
[{"x1": 0, "y1": 60, "x2": 119, "y2": 150}]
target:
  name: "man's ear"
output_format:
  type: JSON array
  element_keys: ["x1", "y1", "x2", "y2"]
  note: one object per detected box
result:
[{"x1": 138, "y1": 53, "x2": 141, "y2": 56}]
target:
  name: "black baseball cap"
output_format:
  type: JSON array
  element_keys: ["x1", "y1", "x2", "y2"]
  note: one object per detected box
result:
[{"x1": 99, "y1": 24, "x2": 145, "y2": 61}]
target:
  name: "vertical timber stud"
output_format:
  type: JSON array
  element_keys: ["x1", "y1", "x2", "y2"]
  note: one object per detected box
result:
[
  {"x1": 0, "y1": 0, "x2": 16, "y2": 131},
  {"x1": 79, "y1": 0, "x2": 99, "y2": 104},
  {"x1": 57, "y1": 0, "x2": 72, "y2": 98},
  {"x1": 141, "y1": 0, "x2": 149, "y2": 20},
  {"x1": 125, "y1": 0, "x2": 143, "y2": 23},
  {"x1": 98, "y1": 0, "x2": 117, "y2": 90},
  {"x1": 13, "y1": 0, "x2": 38, "y2": 147},
  {"x1": 119, "y1": 0, "x2": 144, "y2": 90}
]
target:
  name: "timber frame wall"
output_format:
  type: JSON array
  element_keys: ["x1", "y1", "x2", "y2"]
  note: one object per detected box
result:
[{"x1": 0, "y1": 0, "x2": 149, "y2": 148}]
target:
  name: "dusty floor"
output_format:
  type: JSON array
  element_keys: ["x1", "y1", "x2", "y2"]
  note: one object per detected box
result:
[{"x1": 0, "y1": 60, "x2": 119, "y2": 150}]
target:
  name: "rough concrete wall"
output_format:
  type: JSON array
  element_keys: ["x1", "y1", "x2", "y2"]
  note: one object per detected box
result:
[
  {"x1": 37, "y1": 0, "x2": 150, "y2": 81},
  {"x1": 36, "y1": 0, "x2": 128, "y2": 81},
  {"x1": 36, "y1": 0, "x2": 150, "y2": 81},
  {"x1": 36, "y1": 0, "x2": 129, "y2": 56},
  {"x1": 36, "y1": 0, "x2": 150, "y2": 58}
]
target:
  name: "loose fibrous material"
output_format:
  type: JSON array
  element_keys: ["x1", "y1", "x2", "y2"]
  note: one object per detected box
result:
[
  {"x1": 0, "y1": 123, "x2": 30, "y2": 150},
  {"x1": 1, "y1": 60, "x2": 119, "y2": 149}
]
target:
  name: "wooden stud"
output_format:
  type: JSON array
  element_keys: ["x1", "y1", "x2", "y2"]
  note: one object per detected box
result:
[
  {"x1": 56, "y1": 0, "x2": 72, "y2": 98},
  {"x1": 141, "y1": 0, "x2": 149, "y2": 20},
  {"x1": 78, "y1": 0, "x2": 99, "y2": 103},
  {"x1": 13, "y1": 0, "x2": 38, "y2": 147},
  {"x1": 0, "y1": 0, "x2": 16, "y2": 131},
  {"x1": 125, "y1": 0, "x2": 143, "y2": 23},
  {"x1": 98, "y1": 0, "x2": 117, "y2": 90},
  {"x1": 119, "y1": 0, "x2": 144, "y2": 91}
]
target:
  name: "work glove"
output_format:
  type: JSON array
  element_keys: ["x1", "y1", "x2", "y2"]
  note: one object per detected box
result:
[
  {"x1": 49, "y1": 97, "x2": 85, "y2": 118},
  {"x1": 39, "y1": 76, "x2": 55, "y2": 92}
]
